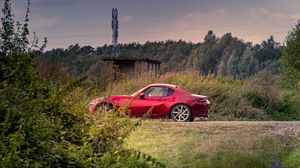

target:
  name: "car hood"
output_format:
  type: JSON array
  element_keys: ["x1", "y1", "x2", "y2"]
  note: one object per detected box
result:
[
  {"x1": 109, "y1": 95, "x2": 131, "y2": 99},
  {"x1": 92, "y1": 95, "x2": 131, "y2": 103},
  {"x1": 109, "y1": 95, "x2": 133, "y2": 101}
]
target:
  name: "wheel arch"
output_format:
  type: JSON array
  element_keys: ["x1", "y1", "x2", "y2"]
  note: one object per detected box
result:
[
  {"x1": 95, "y1": 102, "x2": 115, "y2": 111},
  {"x1": 168, "y1": 103, "x2": 193, "y2": 119}
]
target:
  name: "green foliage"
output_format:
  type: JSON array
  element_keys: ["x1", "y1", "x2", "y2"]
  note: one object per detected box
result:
[
  {"x1": 0, "y1": 1, "x2": 163, "y2": 167},
  {"x1": 40, "y1": 31, "x2": 282, "y2": 80},
  {"x1": 280, "y1": 20, "x2": 300, "y2": 119},
  {"x1": 1, "y1": 53, "x2": 56, "y2": 167},
  {"x1": 1, "y1": 0, "x2": 15, "y2": 53},
  {"x1": 284, "y1": 145, "x2": 300, "y2": 168},
  {"x1": 0, "y1": 0, "x2": 46, "y2": 55},
  {"x1": 283, "y1": 20, "x2": 300, "y2": 89},
  {"x1": 0, "y1": 52, "x2": 164, "y2": 167},
  {"x1": 0, "y1": 0, "x2": 31, "y2": 54}
]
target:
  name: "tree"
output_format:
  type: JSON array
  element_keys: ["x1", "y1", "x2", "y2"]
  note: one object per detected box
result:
[
  {"x1": 0, "y1": 0, "x2": 44, "y2": 55},
  {"x1": 283, "y1": 20, "x2": 300, "y2": 88},
  {"x1": 238, "y1": 46, "x2": 259, "y2": 78},
  {"x1": 80, "y1": 45, "x2": 94, "y2": 55},
  {"x1": 68, "y1": 43, "x2": 81, "y2": 54},
  {"x1": 1, "y1": 0, "x2": 15, "y2": 53},
  {"x1": 256, "y1": 36, "x2": 282, "y2": 63},
  {"x1": 204, "y1": 30, "x2": 218, "y2": 44}
]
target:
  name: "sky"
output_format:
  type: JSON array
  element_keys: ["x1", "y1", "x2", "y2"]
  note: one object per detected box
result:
[{"x1": 7, "y1": 0, "x2": 300, "y2": 49}]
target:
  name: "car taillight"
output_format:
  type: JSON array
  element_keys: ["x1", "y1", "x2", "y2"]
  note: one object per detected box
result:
[{"x1": 198, "y1": 99, "x2": 207, "y2": 103}]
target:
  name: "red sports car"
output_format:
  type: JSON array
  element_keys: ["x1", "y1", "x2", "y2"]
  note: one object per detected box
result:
[{"x1": 88, "y1": 84, "x2": 210, "y2": 122}]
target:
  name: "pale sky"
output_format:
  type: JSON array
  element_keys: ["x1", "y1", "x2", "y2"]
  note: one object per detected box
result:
[{"x1": 8, "y1": 0, "x2": 300, "y2": 49}]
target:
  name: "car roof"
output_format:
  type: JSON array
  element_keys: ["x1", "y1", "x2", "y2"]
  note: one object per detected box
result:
[
  {"x1": 144, "y1": 83, "x2": 192, "y2": 95},
  {"x1": 147, "y1": 83, "x2": 177, "y2": 88}
]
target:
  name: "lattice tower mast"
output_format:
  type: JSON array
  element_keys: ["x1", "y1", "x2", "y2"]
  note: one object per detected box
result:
[{"x1": 112, "y1": 8, "x2": 119, "y2": 55}]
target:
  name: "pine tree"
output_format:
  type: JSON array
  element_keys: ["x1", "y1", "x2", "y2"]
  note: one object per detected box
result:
[
  {"x1": 0, "y1": 0, "x2": 31, "y2": 54},
  {"x1": 1, "y1": 0, "x2": 15, "y2": 54}
]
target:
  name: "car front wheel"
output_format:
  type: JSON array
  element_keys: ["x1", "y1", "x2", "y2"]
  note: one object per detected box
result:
[
  {"x1": 170, "y1": 104, "x2": 192, "y2": 122},
  {"x1": 96, "y1": 103, "x2": 114, "y2": 113}
]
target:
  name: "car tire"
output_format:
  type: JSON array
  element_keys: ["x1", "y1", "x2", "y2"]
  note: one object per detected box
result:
[
  {"x1": 189, "y1": 116, "x2": 194, "y2": 122},
  {"x1": 96, "y1": 103, "x2": 114, "y2": 113},
  {"x1": 170, "y1": 104, "x2": 192, "y2": 122}
]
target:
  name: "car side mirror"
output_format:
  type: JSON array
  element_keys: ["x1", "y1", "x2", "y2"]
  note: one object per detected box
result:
[{"x1": 139, "y1": 92, "x2": 145, "y2": 99}]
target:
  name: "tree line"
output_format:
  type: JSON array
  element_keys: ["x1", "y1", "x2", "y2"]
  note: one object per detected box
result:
[{"x1": 41, "y1": 31, "x2": 283, "y2": 80}]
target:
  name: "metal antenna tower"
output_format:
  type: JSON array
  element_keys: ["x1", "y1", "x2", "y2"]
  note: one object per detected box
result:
[{"x1": 112, "y1": 8, "x2": 119, "y2": 56}]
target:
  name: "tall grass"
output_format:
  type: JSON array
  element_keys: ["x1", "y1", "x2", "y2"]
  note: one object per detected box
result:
[{"x1": 93, "y1": 70, "x2": 299, "y2": 120}]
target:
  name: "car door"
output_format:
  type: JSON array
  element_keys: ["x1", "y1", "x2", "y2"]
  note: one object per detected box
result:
[{"x1": 130, "y1": 86, "x2": 170, "y2": 117}]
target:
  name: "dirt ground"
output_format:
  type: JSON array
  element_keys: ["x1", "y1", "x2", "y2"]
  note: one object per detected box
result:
[
  {"x1": 192, "y1": 121, "x2": 300, "y2": 136},
  {"x1": 158, "y1": 120, "x2": 300, "y2": 137}
]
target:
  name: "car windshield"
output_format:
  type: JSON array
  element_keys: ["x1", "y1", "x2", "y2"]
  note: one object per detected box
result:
[{"x1": 130, "y1": 86, "x2": 148, "y2": 97}]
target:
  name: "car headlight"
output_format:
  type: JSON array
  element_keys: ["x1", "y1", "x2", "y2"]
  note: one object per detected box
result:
[{"x1": 88, "y1": 100, "x2": 95, "y2": 106}]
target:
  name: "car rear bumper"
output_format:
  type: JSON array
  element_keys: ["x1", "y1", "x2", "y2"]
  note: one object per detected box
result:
[{"x1": 191, "y1": 104, "x2": 210, "y2": 117}]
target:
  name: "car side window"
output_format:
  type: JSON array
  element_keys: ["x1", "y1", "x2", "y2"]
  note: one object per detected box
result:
[
  {"x1": 166, "y1": 88, "x2": 175, "y2": 96},
  {"x1": 144, "y1": 87, "x2": 175, "y2": 97}
]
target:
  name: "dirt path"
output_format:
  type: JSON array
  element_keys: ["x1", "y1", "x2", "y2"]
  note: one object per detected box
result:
[
  {"x1": 192, "y1": 121, "x2": 300, "y2": 136},
  {"x1": 146, "y1": 120, "x2": 300, "y2": 137}
]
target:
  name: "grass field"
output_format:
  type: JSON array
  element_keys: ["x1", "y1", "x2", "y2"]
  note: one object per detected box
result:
[{"x1": 126, "y1": 120, "x2": 300, "y2": 168}]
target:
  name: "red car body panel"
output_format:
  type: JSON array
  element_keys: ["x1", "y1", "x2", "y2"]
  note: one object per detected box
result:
[{"x1": 88, "y1": 84, "x2": 210, "y2": 118}]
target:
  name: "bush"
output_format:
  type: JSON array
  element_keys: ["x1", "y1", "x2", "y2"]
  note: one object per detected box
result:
[
  {"x1": 0, "y1": 52, "x2": 164, "y2": 167},
  {"x1": 0, "y1": 1, "x2": 164, "y2": 166}
]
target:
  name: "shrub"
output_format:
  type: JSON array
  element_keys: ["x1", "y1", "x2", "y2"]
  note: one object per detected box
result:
[
  {"x1": 0, "y1": 1, "x2": 164, "y2": 167},
  {"x1": 0, "y1": 52, "x2": 164, "y2": 167}
]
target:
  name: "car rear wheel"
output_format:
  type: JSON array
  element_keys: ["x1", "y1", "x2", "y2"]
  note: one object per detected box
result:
[
  {"x1": 171, "y1": 104, "x2": 192, "y2": 122},
  {"x1": 96, "y1": 103, "x2": 114, "y2": 113}
]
